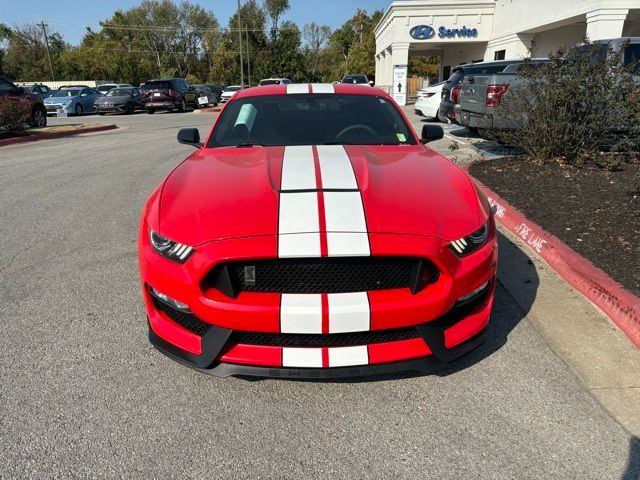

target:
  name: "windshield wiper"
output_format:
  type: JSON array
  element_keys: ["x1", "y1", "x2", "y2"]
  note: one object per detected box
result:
[{"x1": 235, "y1": 142, "x2": 264, "y2": 148}]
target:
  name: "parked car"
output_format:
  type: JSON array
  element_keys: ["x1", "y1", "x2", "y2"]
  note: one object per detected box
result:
[
  {"x1": 414, "y1": 81, "x2": 445, "y2": 120},
  {"x1": 0, "y1": 76, "x2": 47, "y2": 127},
  {"x1": 94, "y1": 87, "x2": 144, "y2": 115},
  {"x1": 17, "y1": 83, "x2": 52, "y2": 98},
  {"x1": 458, "y1": 59, "x2": 548, "y2": 133},
  {"x1": 205, "y1": 83, "x2": 224, "y2": 103},
  {"x1": 43, "y1": 86, "x2": 102, "y2": 116},
  {"x1": 258, "y1": 78, "x2": 292, "y2": 86},
  {"x1": 140, "y1": 78, "x2": 197, "y2": 114},
  {"x1": 220, "y1": 85, "x2": 244, "y2": 103},
  {"x1": 139, "y1": 83, "x2": 496, "y2": 378},
  {"x1": 96, "y1": 83, "x2": 133, "y2": 95},
  {"x1": 341, "y1": 74, "x2": 373, "y2": 86},
  {"x1": 193, "y1": 85, "x2": 218, "y2": 108},
  {"x1": 438, "y1": 60, "x2": 525, "y2": 125}
]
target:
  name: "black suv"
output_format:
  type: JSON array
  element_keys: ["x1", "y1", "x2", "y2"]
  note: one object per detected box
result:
[
  {"x1": 438, "y1": 60, "x2": 523, "y2": 125},
  {"x1": 140, "y1": 78, "x2": 198, "y2": 114}
]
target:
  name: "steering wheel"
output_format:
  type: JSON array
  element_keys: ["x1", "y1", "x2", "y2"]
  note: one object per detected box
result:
[{"x1": 336, "y1": 124, "x2": 377, "y2": 141}]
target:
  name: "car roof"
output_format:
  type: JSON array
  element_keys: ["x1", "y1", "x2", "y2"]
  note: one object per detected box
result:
[{"x1": 233, "y1": 83, "x2": 387, "y2": 100}]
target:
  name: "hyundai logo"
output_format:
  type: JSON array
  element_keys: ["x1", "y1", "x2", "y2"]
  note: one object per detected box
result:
[{"x1": 410, "y1": 25, "x2": 435, "y2": 40}]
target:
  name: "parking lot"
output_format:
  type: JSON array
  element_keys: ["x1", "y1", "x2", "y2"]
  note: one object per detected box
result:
[{"x1": 1, "y1": 110, "x2": 639, "y2": 478}]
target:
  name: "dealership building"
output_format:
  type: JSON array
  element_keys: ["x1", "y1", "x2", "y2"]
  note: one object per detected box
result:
[{"x1": 374, "y1": 0, "x2": 640, "y2": 101}]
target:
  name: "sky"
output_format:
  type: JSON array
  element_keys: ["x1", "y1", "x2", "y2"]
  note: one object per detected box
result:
[{"x1": 0, "y1": 0, "x2": 390, "y2": 45}]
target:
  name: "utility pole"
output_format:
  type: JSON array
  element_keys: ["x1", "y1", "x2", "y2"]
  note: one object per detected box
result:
[
  {"x1": 38, "y1": 21, "x2": 55, "y2": 81},
  {"x1": 246, "y1": 26, "x2": 251, "y2": 86},
  {"x1": 237, "y1": 0, "x2": 244, "y2": 87}
]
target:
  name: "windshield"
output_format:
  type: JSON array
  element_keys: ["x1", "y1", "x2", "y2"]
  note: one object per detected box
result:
[
  {"x1": 224, "y1": 86, "x2": 242, "y2": 92},
  {"x1": 342, "y1": 75, "x2": 367, "y2": 84},
  {"x1": 141, "y1": 81, "x2": 171, "y2": 90},
  {"x1": 208, "y1": 93, "x2": 416, "y2": 147},
  {"x1": 52, "y1": 89, "x2": 80, "y2": 97},
  {"x1": 259, "y1": 79, "x2": 282, "y2": 85},
  {"x1": 97, "y1": 85, "x2": 115, "y2": 92},
  {"x1": 107, "y1": 88, "x2": 132, "y2": 96}
]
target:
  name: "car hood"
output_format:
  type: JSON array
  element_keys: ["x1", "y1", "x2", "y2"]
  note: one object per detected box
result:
[
  {"x1": 96, "y1": 96, "x2": 128, "y2": 103},
  {"x1": 44, "y1": 96, "x2": 74, "y2": 103},
  {"x1": 157, "y1": 145, "x2": 484, "y2": 246}
]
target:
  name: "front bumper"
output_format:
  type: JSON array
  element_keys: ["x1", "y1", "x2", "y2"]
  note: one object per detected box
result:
[
  {"x1": 140, "y1": 223, "x2": 498, "y2": 378},
  {"x1": 143, "y1": 101, "x2": 178, "y2": 110},
  {"x1": 95, "y1": 104, "x2": 127, "y2": 113},
  {"x1": 45, "y1": 104, "x2": 70, "y2": 115}
]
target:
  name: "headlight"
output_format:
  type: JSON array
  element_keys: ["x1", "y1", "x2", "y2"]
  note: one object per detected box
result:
[
  {"x1": 450, "y1": 222, "x2": 489, "y2": 257},
  {"x1": 149, "y1": 230, "x2": 194, "y2": 263}
]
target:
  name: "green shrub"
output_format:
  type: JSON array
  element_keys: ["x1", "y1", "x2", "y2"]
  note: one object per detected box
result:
[
  {"x1": 0, "y1": 99, "x2": 31, "y2": 135},
  {"x1": 493, "y1": 41, "x2": 640, "y2": 164}
]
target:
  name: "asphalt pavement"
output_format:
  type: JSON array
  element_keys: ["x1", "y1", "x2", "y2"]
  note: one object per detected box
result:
[{"x1": 1, "y1": 111, "x2": 638, "y2": 479}]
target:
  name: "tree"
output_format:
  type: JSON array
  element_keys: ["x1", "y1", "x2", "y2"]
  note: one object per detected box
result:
[
  {"x1": 302, "y1": 22, "x2": 331, "y2": 81},
  {"x1": 0, "y1": 23, "x2": 67, "y2": 81},
  {"x1": 264, "y1": 0, "x2": 289, "y2": 40}
]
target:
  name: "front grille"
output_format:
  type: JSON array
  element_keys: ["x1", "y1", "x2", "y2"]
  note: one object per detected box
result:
[
  {"x1": 231, "y1": 327, "x2": 421, "y2": 348},
  {"x1": 203, "y1": 257, "x2": 438, "y2": 298},
  {"x1": 153, "y1": 298, "x2": 211, "y2": 336}
]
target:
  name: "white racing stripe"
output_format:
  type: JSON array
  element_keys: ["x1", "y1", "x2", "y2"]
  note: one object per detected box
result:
[
  {"x1": 328, "y1": 292, "x2": 370, "y2": 333},
  {"x1": 282, "y1": 347, "x2": 323, "y2": 368},
  {"x1": 278, "y1": 192, "x2": 320, "y2": 257},
  {"x1": 286, "y1": 84, "x2": 309, "y2": 94},
  {"x1": 323, "y1": 191, "x2": 370, "y2": 256},
  {"x1": 281, "y1": 145, "x2": 316, "y2": 191},
  {"x1": 281, "y1": 294, "x2": 322, "y2": 334},
  {"x1": 328, "y1": 346, "x2": 368, "y2": 367},
  {"x1": 316, "y1": 145, "x2": 358, "y2": 189},
  {"x1": 311, "y1": 83, "x2": 335, "y2": 94}
]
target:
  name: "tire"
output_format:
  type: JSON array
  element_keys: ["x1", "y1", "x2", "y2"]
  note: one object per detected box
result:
[
  {"x1": 126, "y1": 103, "x2": 134, "y2": 115},
  {"x1": 432, "y1": 110, "x2": 441, "y2": 122},
  {"x1": 146, "y1": 108, "x2": 155, "y2": 114},
  {"x1": 467, "y1": 126, "x2": 479, "y2": 134},
  {"x1": 75, "y1": 104, "x2": 83, "y2": 116},
  {"x1": 30, "y1": 106, "x2": 47, "y2": 128},
  {"x1": 98, "y1": 113, "x2": 105, "y2": 116},
  {"x1": 179, "y1": 98, "x2": 187, "y2": 113}
]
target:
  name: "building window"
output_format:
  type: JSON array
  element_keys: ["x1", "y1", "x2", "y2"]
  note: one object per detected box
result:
[
  {"x1": 494, "y1": 50, "x2": 506, "y2": 60},
  {"x1": 443, "y1": 65, "x2": 451, "y2": 80}
]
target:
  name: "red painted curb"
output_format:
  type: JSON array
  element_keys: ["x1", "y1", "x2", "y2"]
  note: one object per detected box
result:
[
  {"x1": 0, "y1": 124, "x2": 117, "y2": 147},
  {"x1": 464, "y1": 163, "x2": 640, "y2": 348}
]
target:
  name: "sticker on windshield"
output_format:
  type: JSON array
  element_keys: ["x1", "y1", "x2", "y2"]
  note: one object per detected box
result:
[{"x1": 396, "y1": 133, "x2": 406, "y2": 142}]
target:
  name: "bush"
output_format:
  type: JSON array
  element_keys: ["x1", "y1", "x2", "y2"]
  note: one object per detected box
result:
[
  {"x1": 493, "y1": 41, "x2": 640, "y2": 164},
  {"x1": 0, "y1": 99, "x2": 31, "y2": 135}
]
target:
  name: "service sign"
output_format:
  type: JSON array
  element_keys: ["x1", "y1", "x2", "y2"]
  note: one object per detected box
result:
[
  {"x1": 410, "y1": 25, "x2": 478, "y2": 40},
  {"x1": 393, "y1": 64, "x2": 408, "y2": 106}
]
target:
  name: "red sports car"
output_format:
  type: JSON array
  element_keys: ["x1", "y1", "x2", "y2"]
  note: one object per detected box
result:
[{"x1": 139, "y1": 83, "x2": 497, "y2": 378}]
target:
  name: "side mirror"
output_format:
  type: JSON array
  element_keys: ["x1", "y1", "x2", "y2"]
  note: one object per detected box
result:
[
  {"x1": 420, "y1": 125, "x2": 444, "y2": 144},
  {"x1": 369, "y1": 80, "x2": 374, "y2": 87},
  {"x1": 177, "y1": 128, "x2": 203, "y2": 148}
]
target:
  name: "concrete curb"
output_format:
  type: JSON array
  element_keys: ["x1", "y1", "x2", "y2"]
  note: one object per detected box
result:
[
  {"x1": 0, "y1": 124, "x2": 118, "y2": 147},
  {"x1": 192, "y1": 107, "x2": 221, "y2": 114},
  {"x1": 464, "y1": 162, "x2": 640, "y2": 348}
]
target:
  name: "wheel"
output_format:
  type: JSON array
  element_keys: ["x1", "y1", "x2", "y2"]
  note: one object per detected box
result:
[
  {"x1": 126, "y1": 103, "x2": 134, "y2": 114},
  {"x1": 75, "y1": 104, "x2": 83, "y2": 116},
  {"x1": 146, "y1": 108, "x2": 155, "y2": 114},
  {"x1": 179, "y1": 98, "x2": 187, "y2": 112},
  {"x1": 30, "y1": 106, "x2": 47, "y2": 128},
  {"x1": 98, "y1": 113, "x2": 105, "y2": 116}
]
